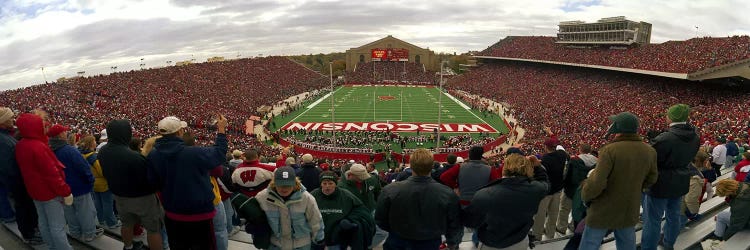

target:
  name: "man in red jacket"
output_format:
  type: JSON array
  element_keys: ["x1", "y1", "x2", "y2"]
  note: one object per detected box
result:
[{"x1": 15, "y1": 113, "x2": 74, "y2": 250}]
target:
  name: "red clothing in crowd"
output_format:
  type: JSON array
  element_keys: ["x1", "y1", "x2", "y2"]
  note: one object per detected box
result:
[
  {"x1": 15, "y1": 113, "x2": 72, "y2": 201},
  {"x1": 232, "y1": 160, "x2": 277, "y2": 198},
  {"x1": 735, "y1": 159, "x2": 750, "y2": 182}
]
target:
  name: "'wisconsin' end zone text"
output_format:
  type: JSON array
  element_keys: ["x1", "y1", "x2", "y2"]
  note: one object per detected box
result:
[{"x1": 281, "y1": 122, "x2": 497, "y2": 133}]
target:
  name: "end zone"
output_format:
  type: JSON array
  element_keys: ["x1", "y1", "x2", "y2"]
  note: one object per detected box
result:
[{"x1": 281, "y1": 122, "x2": 497, "y2": 133}]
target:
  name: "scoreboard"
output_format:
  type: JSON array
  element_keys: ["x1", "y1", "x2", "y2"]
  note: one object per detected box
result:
[{"x1": 371, "y1": 48, "x2": 409, "y2": 61}]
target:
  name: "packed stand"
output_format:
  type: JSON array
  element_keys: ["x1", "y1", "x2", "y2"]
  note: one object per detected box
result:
[
  {"x1": 448, "y1": 61, "x2": 750, "y2": 155},
  {"x1": 478, "y1": 35, "x2": 750, "y2": 73},
  {"x1": 345, "y1": 62, "x2": 435, "y2": 84}
]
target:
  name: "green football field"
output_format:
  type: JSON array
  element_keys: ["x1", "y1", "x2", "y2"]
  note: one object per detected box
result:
[{"x1": 278, "y1": 85, "x2": 508, "y2": 135}]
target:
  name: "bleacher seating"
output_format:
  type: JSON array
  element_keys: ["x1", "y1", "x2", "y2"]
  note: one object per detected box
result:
[
  {"x1": 346, "y1": 61, "x2": 435, "y2": 84},
  {"x1": 478, "y1": 35, "x2": 750, "y2": 73}
]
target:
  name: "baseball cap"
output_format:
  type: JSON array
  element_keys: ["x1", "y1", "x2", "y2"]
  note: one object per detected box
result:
[
  {"x1": 347, "y1": 164, "x2": 371, "y2": 180},
  {"x1": 158, "y1": 116, "x2": 188, "y2": 135},
  {"x1": 47, "y1": 124, "x2": 69, "y2": 138},
  {"x1": 274, "y1": 166, "x2": 297, "y2": 186}
]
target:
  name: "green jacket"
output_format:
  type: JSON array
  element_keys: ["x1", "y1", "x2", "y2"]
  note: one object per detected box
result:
[
  {"x1": 582, "y1": 134, "x2": 658, "y2": 229},
  {"x1": 310, "y1": 188, "x2": 360, "y2": 245},
  {"x1": 724, "y1": 182, "x2": 750, "y2": 240},
  {"x1": 338, "y1": 175, "x2": 381, "y2": 212}
]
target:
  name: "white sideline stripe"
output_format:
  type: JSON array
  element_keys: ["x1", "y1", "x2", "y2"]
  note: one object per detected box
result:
[
  {"x1": 286, "y1": 87, "x2": 342, "y2": 126},
  {"x1": 443, "y1": 91, "x2": 471, "y2": 110},
  {"x1": 438, "y1": 89, "x2": 495, "y2": 128}
]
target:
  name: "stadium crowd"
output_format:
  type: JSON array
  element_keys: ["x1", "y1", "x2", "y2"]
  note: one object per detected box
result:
[
  {"x1": 0, "y1": 56, "x2": 329, "y2": 160},
  {"x1": 479, "y1": 36, "x2": 750, "y2": 73},
  {"x1": 345, "y1": 62, "x2": 435, "y2": 84},
  {"x1": 448, "y1": 61, "x2": 750, "y2": 155}
]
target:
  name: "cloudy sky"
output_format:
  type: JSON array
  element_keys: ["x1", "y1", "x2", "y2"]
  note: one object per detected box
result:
[{"x1": 1, "y1": 0, "x2": 748, "y2": 90}]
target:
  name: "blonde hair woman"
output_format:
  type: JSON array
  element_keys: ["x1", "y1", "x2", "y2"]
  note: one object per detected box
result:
[
  {"x1": 711, "y1": 179, "x2": 750, "y2": 241},
  {"x1": 255, "y1": 166, "x2": 324, "y2": 250}
]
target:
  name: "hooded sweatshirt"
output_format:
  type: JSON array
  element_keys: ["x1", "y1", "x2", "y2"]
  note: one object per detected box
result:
[
  {"x1": 15, "y1": 114, "x2": 71, "y2": 201},
  {"x1": 649, "y1": 123, "x2": 700, "y2": 198},
  {"x1": 98, "y1": 119, "x2": 156, "y2": 197},
  {"x1": 50, "y1": 137, "x2": 94, "y2": 196},
  {"x1": 147, "y1": 132, "x2": 227, "y2": 220}
]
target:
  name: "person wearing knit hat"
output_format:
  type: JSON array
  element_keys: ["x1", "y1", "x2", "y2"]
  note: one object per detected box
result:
[
  {"x1": 255, "y1": 166, "x2": 324, "y2": 249},
  {"x1": 297, "y1": 154, "x2": 323, "y2": 192},
  {"x1": 641, "y1": 104, "x2": 700, "y2": 250},
  {"x1": 311, "y1": 171, "x2": 375, "y2": 249},
  {"x1": 0, "y1": 107, "x2": 13, "y2": 126},
  {"x1": 579, "y1": 112, "x2": 658, "y2": 249}
]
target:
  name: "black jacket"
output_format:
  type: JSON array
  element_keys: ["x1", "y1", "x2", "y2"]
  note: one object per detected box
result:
[
  {"x1": 296, "y1": 162, "x2": 322, "y2": 191},
  {"x1": 563, "y1": 154, "x2": 597, "y2": 198},
  {"x1": 462, "y1": 166, "x2": 549, "y2": 248},
  {"x1": 98, "y1": 120, "x2": 156, "y2": 197},
  {"x1": 648, "y1": 123, "x2": 700, "y2": 198},
  {"x1": 0, "y1": 128, "x2": 19, "y2": 188},
  {"x1": 542, "y1": 150, "x2": 569, "y2": 194},
  {"x1": 375, "y1": 176, "x2": 462, "y2": 245}
]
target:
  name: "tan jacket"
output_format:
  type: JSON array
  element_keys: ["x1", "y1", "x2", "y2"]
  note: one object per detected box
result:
[
  {"x1": 681, "y1": 175, "x2": 704, "y2": 214},
  {"x1": 255, "y1": 188, "x2": 324, "y2": 250},
  {"x1": 582, "y1": 134, "x2": 658, "y2": 229}
]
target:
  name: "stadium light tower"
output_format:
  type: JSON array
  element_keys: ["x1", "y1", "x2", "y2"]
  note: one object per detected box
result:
[
  {"x1": 436, "y1": 60, "x2": 447, "y2": 151},
  {"x1": 330, "y1": 61, "x2": 336, "y2": 147}
]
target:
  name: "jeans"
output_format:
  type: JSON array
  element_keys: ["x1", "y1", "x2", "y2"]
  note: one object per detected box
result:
[
  {"x1": 714, "y1": 209, "x2": 731, "y2": 237},
  {"x1": 63, "y1": 192, "x2": 98, "y2": 238},
  {"x1": 161, "y1": 226, "x2": 170, "y2": 249},
  {"x1": 579, "y1": 226, "x2": 635, "y2": 250},
  {"x1": 34, "y1": 198, "x2": 73, "y2": 250},
  {"x1": 213, "y1": 202, "x2": 228, "y2": 250},
  {"x1": 93, "y1": 190, "x2": 118, "y2": 227},
  {"x1": 222, "y1": 199, "x2": 235, "y2": 233},
  {"x1": 642, "y1": 195, "x2": 682, "y2": 250},
  {"x1": 0, "y1": 186, "x2": 15, "y2": 221}
]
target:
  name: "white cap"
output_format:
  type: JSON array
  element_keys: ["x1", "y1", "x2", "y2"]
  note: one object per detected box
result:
[
  {"x1": 556, "y1": 145, "x2": 566, "y2": 151},
  {"x1": 158, "y1": 116, "x2": 188, "y2": 135},
  {"x1": 456, "y1": 157, "x2": 464, "y2": 163},
  {"x1": 100, "y1": 129, "x2": 108, "y2": 140}
]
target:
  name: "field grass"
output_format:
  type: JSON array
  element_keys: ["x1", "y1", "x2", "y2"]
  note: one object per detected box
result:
[{"x1": 270, "y1": 85, "x2": 508, "y2": 150}]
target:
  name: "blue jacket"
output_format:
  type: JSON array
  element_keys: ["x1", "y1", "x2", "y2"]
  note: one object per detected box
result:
[
  {"x1": 50, "y1": 137, "x2": 94, "y2": 196},
  {"x1": 147, "y1": 133, "x2": 227, "y2": 216}
]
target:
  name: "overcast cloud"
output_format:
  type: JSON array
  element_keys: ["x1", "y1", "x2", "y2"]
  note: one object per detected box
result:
[{"x1": 0, "y1": 0, "x2": 748, "y2": 90}]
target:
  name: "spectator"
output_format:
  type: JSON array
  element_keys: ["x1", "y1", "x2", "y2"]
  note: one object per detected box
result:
[
  {"x1": 47, "y1": 124, "x2": 103, "y2": 242},
  {"x1": 463, "y1": 153, "x2": 549, "y2": 249},
  {"x1": 532, "y1": 128, "x2": 569, "y2": 241},
  {"x1": 711, "y1": 179, "x2": 750, "y2": 241},
  {"x1": 147, "y1": 115, "x2": 228, "y2": 249},
  {"x1": 734, "y1": 152, "x2": 750, "y2": 182},
  {"x1": 297, "y1": 154, "x2": 323, "y2": 191},
  {"x1": 439, "y1": 146, "x2": 498, "y2": 247},
  {"x1": 96, "y1": 129, "x2": 108, "y2": 152},
  {"x1": 681, "y1": 151, "x2": 710, "y2": 228},
  {"x1": 338, "y1": 163, "x2": 386, "y2": 248},
  {"x1": 727, "y1": 136, "x2": 740, "y2": 169},
  {"x1": 375, "y1": 148, "x2": 462, "y2": 250},
  {"x1": 98, "y1": 119, "x2": 163, "y2": 250},
  {"x1": 712, "y1": 137, "x2": 728, "y2": 177},
  {"x1": 232, "y1": 149, "x2": 277, "y2": 198},
  {"x1": 229, "y1": 150, "x2": 244, "y2": 167},
  {"x1": 579, "y1": 112, "x2": 658, "y2": 249},
  {"x1": 311, "y1": 171, "x2": 375, "y2": 250},
  {"x1": 15, "y1": 113, "x2": 74, "y2": 250},
  {"x1": 0, "y1": 108, "x2": 42, "y2": 245},
  {"x1": 79, "y1": 135, "x2": 121, "y2": 229},
  {"x1": 557, "y1": 143, "x2": 597, "y2": 235},
  {"x1": 255, "y1": 166, "x2": 325, "y2": 249},
  {"x1": 642, "y1": 104, "x2": 700, "y2": 250}
]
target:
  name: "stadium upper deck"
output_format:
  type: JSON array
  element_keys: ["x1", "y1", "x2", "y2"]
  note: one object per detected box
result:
[{"x1": 476, "y1": 36, "x2": 750, "y2": 79}]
